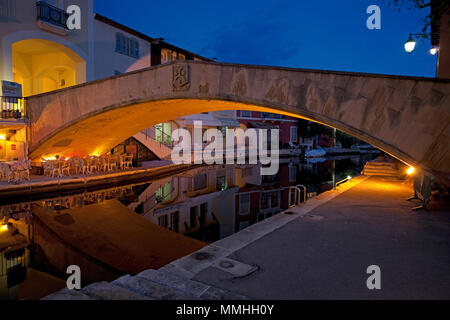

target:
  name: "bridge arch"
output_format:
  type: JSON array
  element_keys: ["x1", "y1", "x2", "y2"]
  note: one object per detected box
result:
[{"x1": 26, "y1": 61, "x2": 450, "y2": 183}]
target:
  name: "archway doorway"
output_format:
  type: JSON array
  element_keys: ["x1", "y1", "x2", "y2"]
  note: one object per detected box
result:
[{"x1": 12, "y1": 39, "x2": 85, "y2": 96}]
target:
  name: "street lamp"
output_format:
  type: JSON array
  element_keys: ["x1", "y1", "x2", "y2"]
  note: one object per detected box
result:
[
  {"x1": 430, "y1": 46, "x2": 439, "y2": 55},
  {"x1": 404, "y1": 33, "x2": 440, "y2": 54},
  {"x1": 404, "y1": 35, "x2": 416, "y2": 53}
]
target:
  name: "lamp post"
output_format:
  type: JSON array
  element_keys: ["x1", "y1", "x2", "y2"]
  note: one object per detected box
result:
[{"x1": 404, "y1": 33, "x2": 440, "y2": 54}]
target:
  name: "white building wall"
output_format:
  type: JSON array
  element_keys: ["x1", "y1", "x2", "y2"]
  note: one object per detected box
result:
[
  {"x1": 0, "y1": 0, "x2": 94, "y2": 82},
  {"x1": 93, "y1": 19, "x2": 151, "y2": 80}
]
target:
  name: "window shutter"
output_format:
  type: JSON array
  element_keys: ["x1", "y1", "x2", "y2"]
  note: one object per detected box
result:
[
  {"x1": 135, "y1": 41, "x2": 139, "y2": 58},
  {"x1": 115, "y1": 33, "x2": 121, "y2": 52}
]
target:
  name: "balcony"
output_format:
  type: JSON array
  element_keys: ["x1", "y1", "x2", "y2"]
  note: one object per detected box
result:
[
  {"x1": 0, "y1": 97, "x2": 26, "y2": 120},
  {"x1": 261, "y1": 112, "x2": 284, "y2": 120},
  {"x1": 36, "y1": 1, "x2": 69, "y2": 35}
]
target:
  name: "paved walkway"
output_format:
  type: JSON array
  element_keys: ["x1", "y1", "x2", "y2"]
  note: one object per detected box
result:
[
  {"x1": 192, "y1": 176, "x2": 450, "y2": 299},
  {"x1": 45, "y1": 176, "x2": 450, "y2": 300}
]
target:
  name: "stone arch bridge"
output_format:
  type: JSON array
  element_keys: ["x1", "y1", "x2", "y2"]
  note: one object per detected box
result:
[{"x1": 26, "y1": 61, "x2": 450, "y2": 184}]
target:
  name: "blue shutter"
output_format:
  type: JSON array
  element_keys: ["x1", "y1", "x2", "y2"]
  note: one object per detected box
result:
[
  {"x1": 115, "y1": 33, "x2": 121, "y2": 52},
  {"x1": 135, "y1": 40, "x2": 140, "y2": 58}
]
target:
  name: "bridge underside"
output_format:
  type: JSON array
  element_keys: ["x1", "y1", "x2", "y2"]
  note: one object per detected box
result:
[
  {"x1": 29, "y1": 98, "x2": 432, "y2": 177},
  {"x1": 29, "y1": 99, "x2": 312, "y2": 160}
]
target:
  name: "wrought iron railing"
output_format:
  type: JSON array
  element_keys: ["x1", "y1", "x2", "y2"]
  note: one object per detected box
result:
[
  {"x1": 0, "y1": 96, "x2": 26, "y2": 119},
  {"x1": 261, "y1": 112, "x2": 284, "y2": 120},
  {"x1": 36, "y1": 1, "x2": 68, "y2": 29}
]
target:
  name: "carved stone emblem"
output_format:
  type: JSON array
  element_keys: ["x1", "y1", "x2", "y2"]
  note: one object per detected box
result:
[{"x1": 172, "y1": 65, "x2": 190, "y2": 92}]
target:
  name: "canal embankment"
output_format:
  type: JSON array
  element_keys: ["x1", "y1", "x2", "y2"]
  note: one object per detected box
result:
[{"x1": 0, "y1": 161, "x2": 201, "y2": 201}]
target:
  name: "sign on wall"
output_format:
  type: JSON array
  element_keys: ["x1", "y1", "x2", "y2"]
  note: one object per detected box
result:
[{"x1": 1, "y1": 81, "x2": 22, "y2": 98}]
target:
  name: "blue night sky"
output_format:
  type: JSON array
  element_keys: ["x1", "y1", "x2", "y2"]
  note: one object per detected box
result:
[{"x1": 95, "y1": 0, "x2": 438, "y2": 77}]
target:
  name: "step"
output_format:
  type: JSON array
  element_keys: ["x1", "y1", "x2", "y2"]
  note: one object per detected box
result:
[
  {"x1": 80, "y1": 281, "x2": 152, "y2": 300},
  {"x1": 363, "y1": 169, "x2": 398, "y2": 174},
  {"x1": 42, "y1": 288, "x2": 93, "y2": 300},
  {"x1": 362, "y1": 172, "x2": 399, "y2": 177},
  {"x1": 139, "y1": 269, "x2": 250, "y2": 300},
  {"x1": 137, "y1": 269, "x2": 209, "y2": 297},
  {"x1": 364, "y1": 163, "x2": 396, "y2": 169},
  {"x1": 43, "y1": 269, "x2": 251, "y2": 300},
  {"x1": 112, "y1": 274, "x2": 198, "y2": 300},
  {"x1": 363, "y1": 168, "x2": 398, "y2": 173}
]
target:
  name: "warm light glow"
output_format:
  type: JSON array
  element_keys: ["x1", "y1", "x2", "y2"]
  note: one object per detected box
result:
[
  {"x1": 430, "y1": 47, "x2": 438, "y2": 55},
  {"x1": 347, "y1": 176, "x2": 352, "y2": 180},
  {"x1": 0, "y1": 134, "x2": 6, "y2": 140},
  {"x1": 404, "y1": 37, "x2": 416, "y2": 53},
  {"x1": 407, "y1": 167, "x2": 415, "y2": 175},
  {"x1": 0, "y1": 224, "x2": 8, "y2": 232}
]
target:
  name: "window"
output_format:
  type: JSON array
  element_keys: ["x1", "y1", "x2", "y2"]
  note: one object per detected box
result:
[
  {"x1": 262, "y1": 112, "x2": 283, "y2": 119},
  {"x1": 0, "y1": 0, "x2": 16, "y2": 19},
  {"x1": 239, "y1": 194, "x2": 250, "y2": 215},
  {"x1": 216, "y1": 176, "x2": 226, "y2": 191},
  {"x1": 290, "y1": 126, "x2": 298, "y2": 142},
  {"x1": 289, "y1": 165, "x2": 297, "y2": 182},
  {"x1": 158, "y1": 215, "x2": 168, "y2": 228},
  {"x1": 193, "y1": 173, "x2": 207, "y2": 191},
  {"x1": 261, "y1": 191, "x2": 280, "y2": 210},
  {"x1": 241, "y1": 111, "x2": 252, "y2": 118},
  {"x1": 115, "y1": 33, "x2": 140, "y2": 58},
  {"x1": 199, "y1": 203, "x2": 207, "y2": 227},
  {"x1": 190, "y1": 207, "x2": 197, "y2": 228},
  {"x1": 170, "y1": 211, "x2": 179, "y2": 233},
  {"x1": 155, "y1": 181, "x2": 172, "y2": 203}
]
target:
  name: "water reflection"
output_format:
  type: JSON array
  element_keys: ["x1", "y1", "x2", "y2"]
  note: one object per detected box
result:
[{"x1": 0, "y1": 154, "x2": 376, "y2": 299}]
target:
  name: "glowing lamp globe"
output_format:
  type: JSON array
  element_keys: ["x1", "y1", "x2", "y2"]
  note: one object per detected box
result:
[{"x1": 404, "y1": 37, "x2": 416, "y2": 53}]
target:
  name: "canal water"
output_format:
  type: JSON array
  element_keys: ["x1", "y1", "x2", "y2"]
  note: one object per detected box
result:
[{"x1": 0, "y1": 154, "x2": 377, "y2": 299}]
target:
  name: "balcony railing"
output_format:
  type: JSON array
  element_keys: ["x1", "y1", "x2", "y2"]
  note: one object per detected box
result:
[
  {"x1": 261, "y1": 112, "x2": 284, "y2": 120},
  {"x1": 0, "y1": 96, "x2": 26, "y2": 119},
  {"x1": 36, "y1": 1, "x2": 68, "y2": 29}
]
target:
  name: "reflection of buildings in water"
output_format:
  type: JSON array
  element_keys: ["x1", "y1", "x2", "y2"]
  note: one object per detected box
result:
[
  {"x1": 0, "y1": 206, "x2": 30, "y2": 300},
  {"x1": 37, "y1": 187, "x2": 135, "y2": 212},
  {"x1": 235, "y1": 163, "x2": 305, "y2": 232},
  {"x1": 127, "y1": 164, "x2": 262, "y2": 240}
]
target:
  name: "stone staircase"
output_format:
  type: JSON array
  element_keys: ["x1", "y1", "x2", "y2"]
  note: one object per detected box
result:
[
  {"x1": 42, "y1": 268, "x2": 249, "y2": 300},
  {"x1": 362, "y1": 160, "x2": 399, "y2": 177}
]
